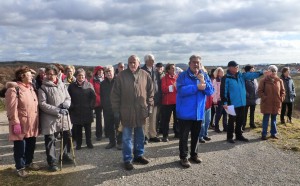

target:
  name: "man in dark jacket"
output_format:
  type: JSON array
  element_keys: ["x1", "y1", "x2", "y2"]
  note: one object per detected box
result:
[
  {"x1": 141, "y1": 54, "x2": 162, "y2": 143},
  {"x1": 111, "y1": 55, "x2": 154, "y2": 171},
  {"x1": 101, "y1": 66, "x2": 122, "y2": 150}
]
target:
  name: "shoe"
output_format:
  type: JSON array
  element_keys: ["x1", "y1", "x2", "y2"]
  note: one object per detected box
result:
[
  {"x1": 242, "y1": 126, "x2": 246, "y2": 131},
  {"x1": 48, "y1": 164, "x2": 59, "y2": 172},
  {"x1": 144, "y1": 137, "x2": 148, "y2": 145},
  {"x1": 261, "y1": 136, "x2": 267, "y2": 140},
  {"x1": 17, "y1": 168, "x2": 29, "y2": 177},
  {"x1": 250, "y1": 125, "x2": 257, "y2": 129},
  {"x1": 124, "y1": 162, "x2": 134, "y2": 171},
  {"x1": 203, "y1": 136, "x2": 211, "y2": 141},
  {"x1": 281, "y1": 120, "x2": 286, "y2": 124},
  {"x1": 270, "y1": 135, "x2": 279, "y2": 139},
  {"x1": 105, "y1": 143, "x2": 116, "y2": 149},
  {"x1": 180, "y1": 158, "x2": 191, "y2": 168},
  {"x1": 76, "y1": 145, "x2": 82, "y2": 150},
  {"x1": 227, "y1": 139, "x2": 235, "y2": 143},
  {"x1": 116, "y1": 143, "x2": 122, "y2": 150},
  {"x1": 287, "y1": 118, "x2": 293, "y2": 124},
  {"x1": 96, "y1": 137, "x2": 102, "y2": 141},
  {"x1": 25, "y1": 163, "x2": 40, "y2": 171},
  {"x1": 133, "y1": 156, "x2": 149, "y2": 164},
  {"x1": 236, "y1": 136, "x2": 249, "y2": 142},
  {"x1": 87, "y1": 143, "x2": 94, "y2": 149},
  {"x1": 162, "y1": 137, "x2": 169, "y2": 142},
  {"x1": 149, "y1": 137, "x2": 161, "y2": 142},
  {"x1": 199, "y1": 138, "x2": 206, "y2": 143},
  {"x1": 215, "y1": 129, "x2": 222, "y2": 133},
  {"x1": 59, "y1": 155, "x2": 74, "y2": 164},
  {"x1": 188, "y1": 155, "x2": 202, "y2": 164}
]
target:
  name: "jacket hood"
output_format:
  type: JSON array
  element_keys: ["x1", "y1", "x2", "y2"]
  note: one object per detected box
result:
[
  {"x1": 5, "y1": 81, "x2": 18, "y2": 89},
  {"x1": 93, "y1": 66, "x2": 104, "y2": 75},
  {"x1": 42, "y1": 78, "x2": 63, "y2": 87}
]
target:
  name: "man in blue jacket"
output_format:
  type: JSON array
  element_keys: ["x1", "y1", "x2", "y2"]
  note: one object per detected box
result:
[
  {"x1": 221, "y1": 61, "x2": 264, "y2": 143},
  {"x1": 176, "y1": 55, "x2": 214, "y2": 168}
]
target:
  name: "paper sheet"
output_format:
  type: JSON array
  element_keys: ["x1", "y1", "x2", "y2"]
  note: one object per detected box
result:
[{"x1": 225, "y1": 105, "x2": 236, "y2": 116}]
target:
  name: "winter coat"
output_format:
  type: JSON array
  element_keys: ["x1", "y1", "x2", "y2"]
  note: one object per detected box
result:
[
  {"x1": 245, "y1": 79, "x2": 258, "y2": 106},
  {"x1": 141, "y1": 65, "x2": 162, "y2": 106},
  {"x1": 221, "y1": 71, "x2": 263, "y2": 108},
  {"x1": 5, "y1": 82, "x2": 39, "y2": 141},
  {"x1": 38, "y1": 78, "x2": 72, "y2": 135},
  {"x1": 161, "y1": 73, "x2": 177, "y2": 105},
  {"x1": 212, "y1": 77, "x2": 222, "y2": 104},
  {"x1": 68, "y1": 81, "x2": 96, "y2": 125},
  {"x1": 100, "y1": 77, "x2": 115, "y2": 112},
  {"x1": 176, "y1": 68, "x2": 214, "y2": 121},
  {"x1": 281, "y1": 75, "x2": 296, "y2": 103},
  {"x1": 258, "y1": 76, "x2": 285, "y2": 114},
  {"x1": 90, "y1": 66, "x2": 104, "y2": 107},
  {"x1": 111, "y1": 68, "x2": 154, "y2": 128}
]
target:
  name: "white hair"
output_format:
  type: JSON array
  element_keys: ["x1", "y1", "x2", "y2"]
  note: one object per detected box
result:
[
  {"x1": 105, "y1": 65, "x2": 114, "y2": 73},
  {"x1": 213, "y1": 67, "x2": 224, "y2": 78},
  {"x1": 144, "y1": 54, "x2": 155, "y2": 63},
  {"x1": 268, "y1": 65, "x2": 278, "y2": 72}
]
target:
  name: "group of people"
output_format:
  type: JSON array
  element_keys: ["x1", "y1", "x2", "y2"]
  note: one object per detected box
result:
[{"x1": 4, "y1": 54, "x2": 296, "y2": 177}]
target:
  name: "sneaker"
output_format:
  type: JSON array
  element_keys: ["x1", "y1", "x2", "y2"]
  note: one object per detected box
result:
[
  {"x1": 199, "y1": 138, "x2": 206, "y2": 143},
  {"x1": 270, "y1": 135, "x2": 279, "y2": 139},
  {"x1": 203, "y1": 136, "x2": 211, "y2": 141},
  {"x1": 227, "y1": 139, "x2": 235, "y2": 143},
  {"x1": 188, "y1": 155, "x2": 202, "y2": 164},
  {"x1": 133, "y1": 156, "x2": 149, "y2": 164},
  {"x1": 162, "y1": 137, "x2": 169, "y2": 142},
  {"x1": 17, "y1": 168, "x2": 29, "y2": 178},
  {"x1": 124, "y1": 162, "x2": 134, "y2": 171},
  {"x1": 48, "y1": 164, "x2": 59, "y2": 172},
  {"x1": 236, "y1": 136, "x2": 249, "y2": 142},
  {"x1": 180, "y1": 158, "x2": 191, "y2": 168},
  {"x1": 116, "y1": 143, "x2": 123, "y2": 150},
  {"x1": 105, "y1": 143, "x2": 116, "y2": 149},
  {"x1": 25, "y1": 163, "x2": 40, "y2": 171},
  {"x1": 87, "y1": 143, "x2": 94, "y2": 149},
  {"x1": 261, "y1": 136, "x2": 267, "y2": 140},
  {"x1": 149, "y1": 137, "x2": 161, "y2": 142}
]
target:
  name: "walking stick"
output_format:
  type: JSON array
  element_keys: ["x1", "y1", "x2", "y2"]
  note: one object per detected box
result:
[
  {"x1": 60, "y1": 115, "x2": 64, "y2": 171},
  {"x1": 66, "y1": 114, "x2": 77, "y2": 167}
]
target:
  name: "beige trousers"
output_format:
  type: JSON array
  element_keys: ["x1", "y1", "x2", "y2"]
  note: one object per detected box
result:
[{"x1": 144, "y1": 106, "x2": 158, "y2": 138}]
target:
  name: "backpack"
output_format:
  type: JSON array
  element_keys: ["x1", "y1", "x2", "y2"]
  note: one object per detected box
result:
[{"x1": 0, "y1": 86, "x2": 20, "y2": 98}]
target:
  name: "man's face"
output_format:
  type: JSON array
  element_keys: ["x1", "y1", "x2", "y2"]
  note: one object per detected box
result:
[
  {"x1": 146, "y1": 57, "x2": 154, "y2": 67},
  {"x1": 156, "y1": 66, "x2": 163, "y2": 74},
  {"x1": 118, "y1": 64, "x2": 125, "y2": 72},
  {"x1": 228, "y1": 66, "x2": 239, "y2": 75},
  {"x1": 189, "y1": 58, "x2": 201, "y2": 74},
  {"x1": 128, "y1": 57, "x2": 140, "y2": 72},
  {"x1": 105, "y1": 69, "x2": 114, "y2": 79}
]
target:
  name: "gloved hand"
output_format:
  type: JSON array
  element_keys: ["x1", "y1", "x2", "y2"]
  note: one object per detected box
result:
[
  {"x1": 59, "y1": 109, "x2": 69, "y2": 115},
  {"x1": 59, "y1": 102, "x2": 69, "y2": 109},
  {"x1": 13, "y1": 124, "x2": 22, "y2": 134}
]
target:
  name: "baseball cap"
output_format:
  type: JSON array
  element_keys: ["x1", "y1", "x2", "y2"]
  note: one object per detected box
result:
[{"x1": 227, "y1": 61, "x2": 239, "y2": 67}]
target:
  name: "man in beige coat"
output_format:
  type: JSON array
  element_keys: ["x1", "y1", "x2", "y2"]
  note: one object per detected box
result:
[{"x1": 111, "y1": 55, "x2": 154, "y2": 170}]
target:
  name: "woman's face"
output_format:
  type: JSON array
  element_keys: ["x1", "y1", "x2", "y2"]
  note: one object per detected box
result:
[
  {"x1": 46, "y1": 70, "x2": 58, "y2": 82},
  {"x1": 97, "y1": 69, "x2": 104, "y2": 76},
  {"x1": 217, "y1": 70, "x2": 224, "y2": 77},
  {"x1": 168, "y1": 65, "x2": 175, "y2": 75},
  {"x1": 22, "y1": 71, "x2": 33, "y2": 84},
  {"x1": 284, "y1": 70, "x2": 290, "y2": 77},
  {"x1": 66, "y1": 68, "x2": 74, "y2": 77},
  {"x1": 77, "y1": 72, "x2": 85, "y2": 82}
]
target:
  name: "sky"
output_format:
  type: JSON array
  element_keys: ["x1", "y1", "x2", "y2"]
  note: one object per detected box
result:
[{"x1": 0, "y1": 0, "x2": 300, "y2": 66}]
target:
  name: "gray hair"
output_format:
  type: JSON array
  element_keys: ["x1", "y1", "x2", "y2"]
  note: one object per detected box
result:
[
  {"x1": 128, "y1": 55, "x2": 140, "y2": 63},
  {"x1": 38, "y1": 68, "x2": 45, "y2": 73},
  {"x1": 144, "y1": 54, "x2": 155, "y2": 63},
  {"x1": 105, "y1": 65, "x2": 114, "y2": 73},
  {"x1": 189, "y1": 55, "x2": 202, "y2": 62},
  {"x1": 45, "y1": 65, "x2": 59, "y2": 75},
  {"x1": 268, "y1": 65, "x2": 278, "y2": 73},
  {"x1": 76, "y1": 68, "x2": 86, "y2": 76}
]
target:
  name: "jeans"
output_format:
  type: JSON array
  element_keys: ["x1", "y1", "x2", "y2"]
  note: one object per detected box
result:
[
  {"x1": 74, "y1": 123, "x2": 92, "y2": 147},
  {"x1": 13, "y1": 137, "x2": 36, "y2": 170},
  {"x1": 244, "y1": 105, "x2": 256, "y2": 128},
  {"x1": 95, "y1": 106, "x2": 103, "y2": 138},
  {"x1": 262, "y1": 114, "x2": 277, "y2": 137},
  {"x1": 215, "y1": 101, "x2": 227, "y2": 130},
  {"x1": 179, "y1": 120, "x2": 201, "y2": 159},
  {"x1": 161, "y1": 104, "x2": 178, "y2": 138},
  {"x1": 227, "y1": 106, "x2": 245, "y2": 140},
  {"x1": 199, "y1": 108, "x2": 211, "y2": 138},
  {"x1": 281, "y1": 102, "x2": 293, "y2": 121},
  {"x1": 122, "y1": 127, "x2": 144, "y2": 163}
]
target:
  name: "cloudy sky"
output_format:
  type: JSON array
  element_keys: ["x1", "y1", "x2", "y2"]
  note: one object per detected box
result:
[{"x1": 0, "y1": 0, "x2": 300, "y2": 66}]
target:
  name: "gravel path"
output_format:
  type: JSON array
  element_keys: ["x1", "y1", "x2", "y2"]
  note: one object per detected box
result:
[{"x1": 1, "y1": 111, "x2": 300, "y2": 186}]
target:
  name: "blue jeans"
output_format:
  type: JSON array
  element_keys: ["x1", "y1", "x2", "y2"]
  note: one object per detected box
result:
[
  {"x1": 14, "y1": 137, "x2": 36, "y2": 170},
  {"x1": 262, "y1": 114, "x2": 277, "y2": 137},
  {"x1": 122, "y1": 126, "x2": 144, "y2": 163},
  {"x1": 199, "y1": 108, "x2": 211, "y2": 139}
]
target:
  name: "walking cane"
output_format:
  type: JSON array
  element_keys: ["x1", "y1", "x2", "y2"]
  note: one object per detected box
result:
[
  {"x1": 60, "y1": 116, "x2": 64, "y2": 171},
  {"x1": 66, "y1": 113, "x2": 77, "y2": 167}
]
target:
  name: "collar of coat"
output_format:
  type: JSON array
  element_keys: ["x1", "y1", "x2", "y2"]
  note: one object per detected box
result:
[
  {"x1": 265, "y1": 75, "x2": 280, "y2": 83},
  {"x1": 187, "y1": 68, "x2": 205, "y2": 80}
]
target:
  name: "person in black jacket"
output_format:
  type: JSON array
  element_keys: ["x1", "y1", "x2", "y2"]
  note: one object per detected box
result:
[
  {"x1": 280, "y1": 67, "x2": 296, "y2": 124},
  {"x1": 243, "y1": 65, "x2": 258, "y2": 130},
  {"x1": 101, "y1": 66, "x2": 122, "y2": 149}
]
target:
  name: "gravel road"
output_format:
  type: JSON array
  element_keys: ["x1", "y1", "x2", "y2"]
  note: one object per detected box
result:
[{"x1": 1, "y1": 111, "x2": 300, "y2": 186}]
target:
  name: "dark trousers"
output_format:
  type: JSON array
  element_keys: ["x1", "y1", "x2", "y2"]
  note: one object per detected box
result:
[
  {"x1": 179, "y1": 119, "x2": 201, "y2": 159},
  {"x1": 44, "y1": 131, "x2": 69, "y2": 165},
  {"x1": 95, "y1": 106, "x2": 103, "y2": 138},
  {"x1": 156, "y1": 105, "x2": 162, "y2": 133},
  {"x1": 210, "y1": 105, "x2": 216, "y2": 126},
  {"x1": 214, "y1": 101, "x2": 228, "y2": 130},
  {"x1": 74, "y1": 123, "x2": 92, "y2": 147},
  {"x1": 281, "y1": 102, "x2": 293, "y2": 121},
  {"x1": 227, "y1": 106, "x2": 245, "y2": 140},
  {"x1": 103, "y1": 109, "x2": 121, "y2": 144},
  {"x1": 244, "y1": 105, "x2": 256, "y2": 128},
  {"x1": 13, "y1": 137, "x2": 36, "y2": 170},
  {"x1": 162, "y1": 104, "x2": 179, "y2": 138}
]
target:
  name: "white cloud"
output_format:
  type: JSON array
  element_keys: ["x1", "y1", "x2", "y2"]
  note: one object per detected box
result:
[{"x1": 0, "y1": 0, "x2": 300, "y2": 66}]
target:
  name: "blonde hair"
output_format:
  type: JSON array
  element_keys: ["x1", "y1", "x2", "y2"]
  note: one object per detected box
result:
[
  {"x1": 65, "y1": 65, "x2": 76, "y2": 73},
  {"x1": 213, "y1": 67, "x2": 224, "y2": 78}
]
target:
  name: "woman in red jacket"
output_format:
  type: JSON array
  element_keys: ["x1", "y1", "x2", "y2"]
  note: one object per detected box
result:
[{"x1": 161, "y1": 64, "x2": 179, "y2": 142}]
